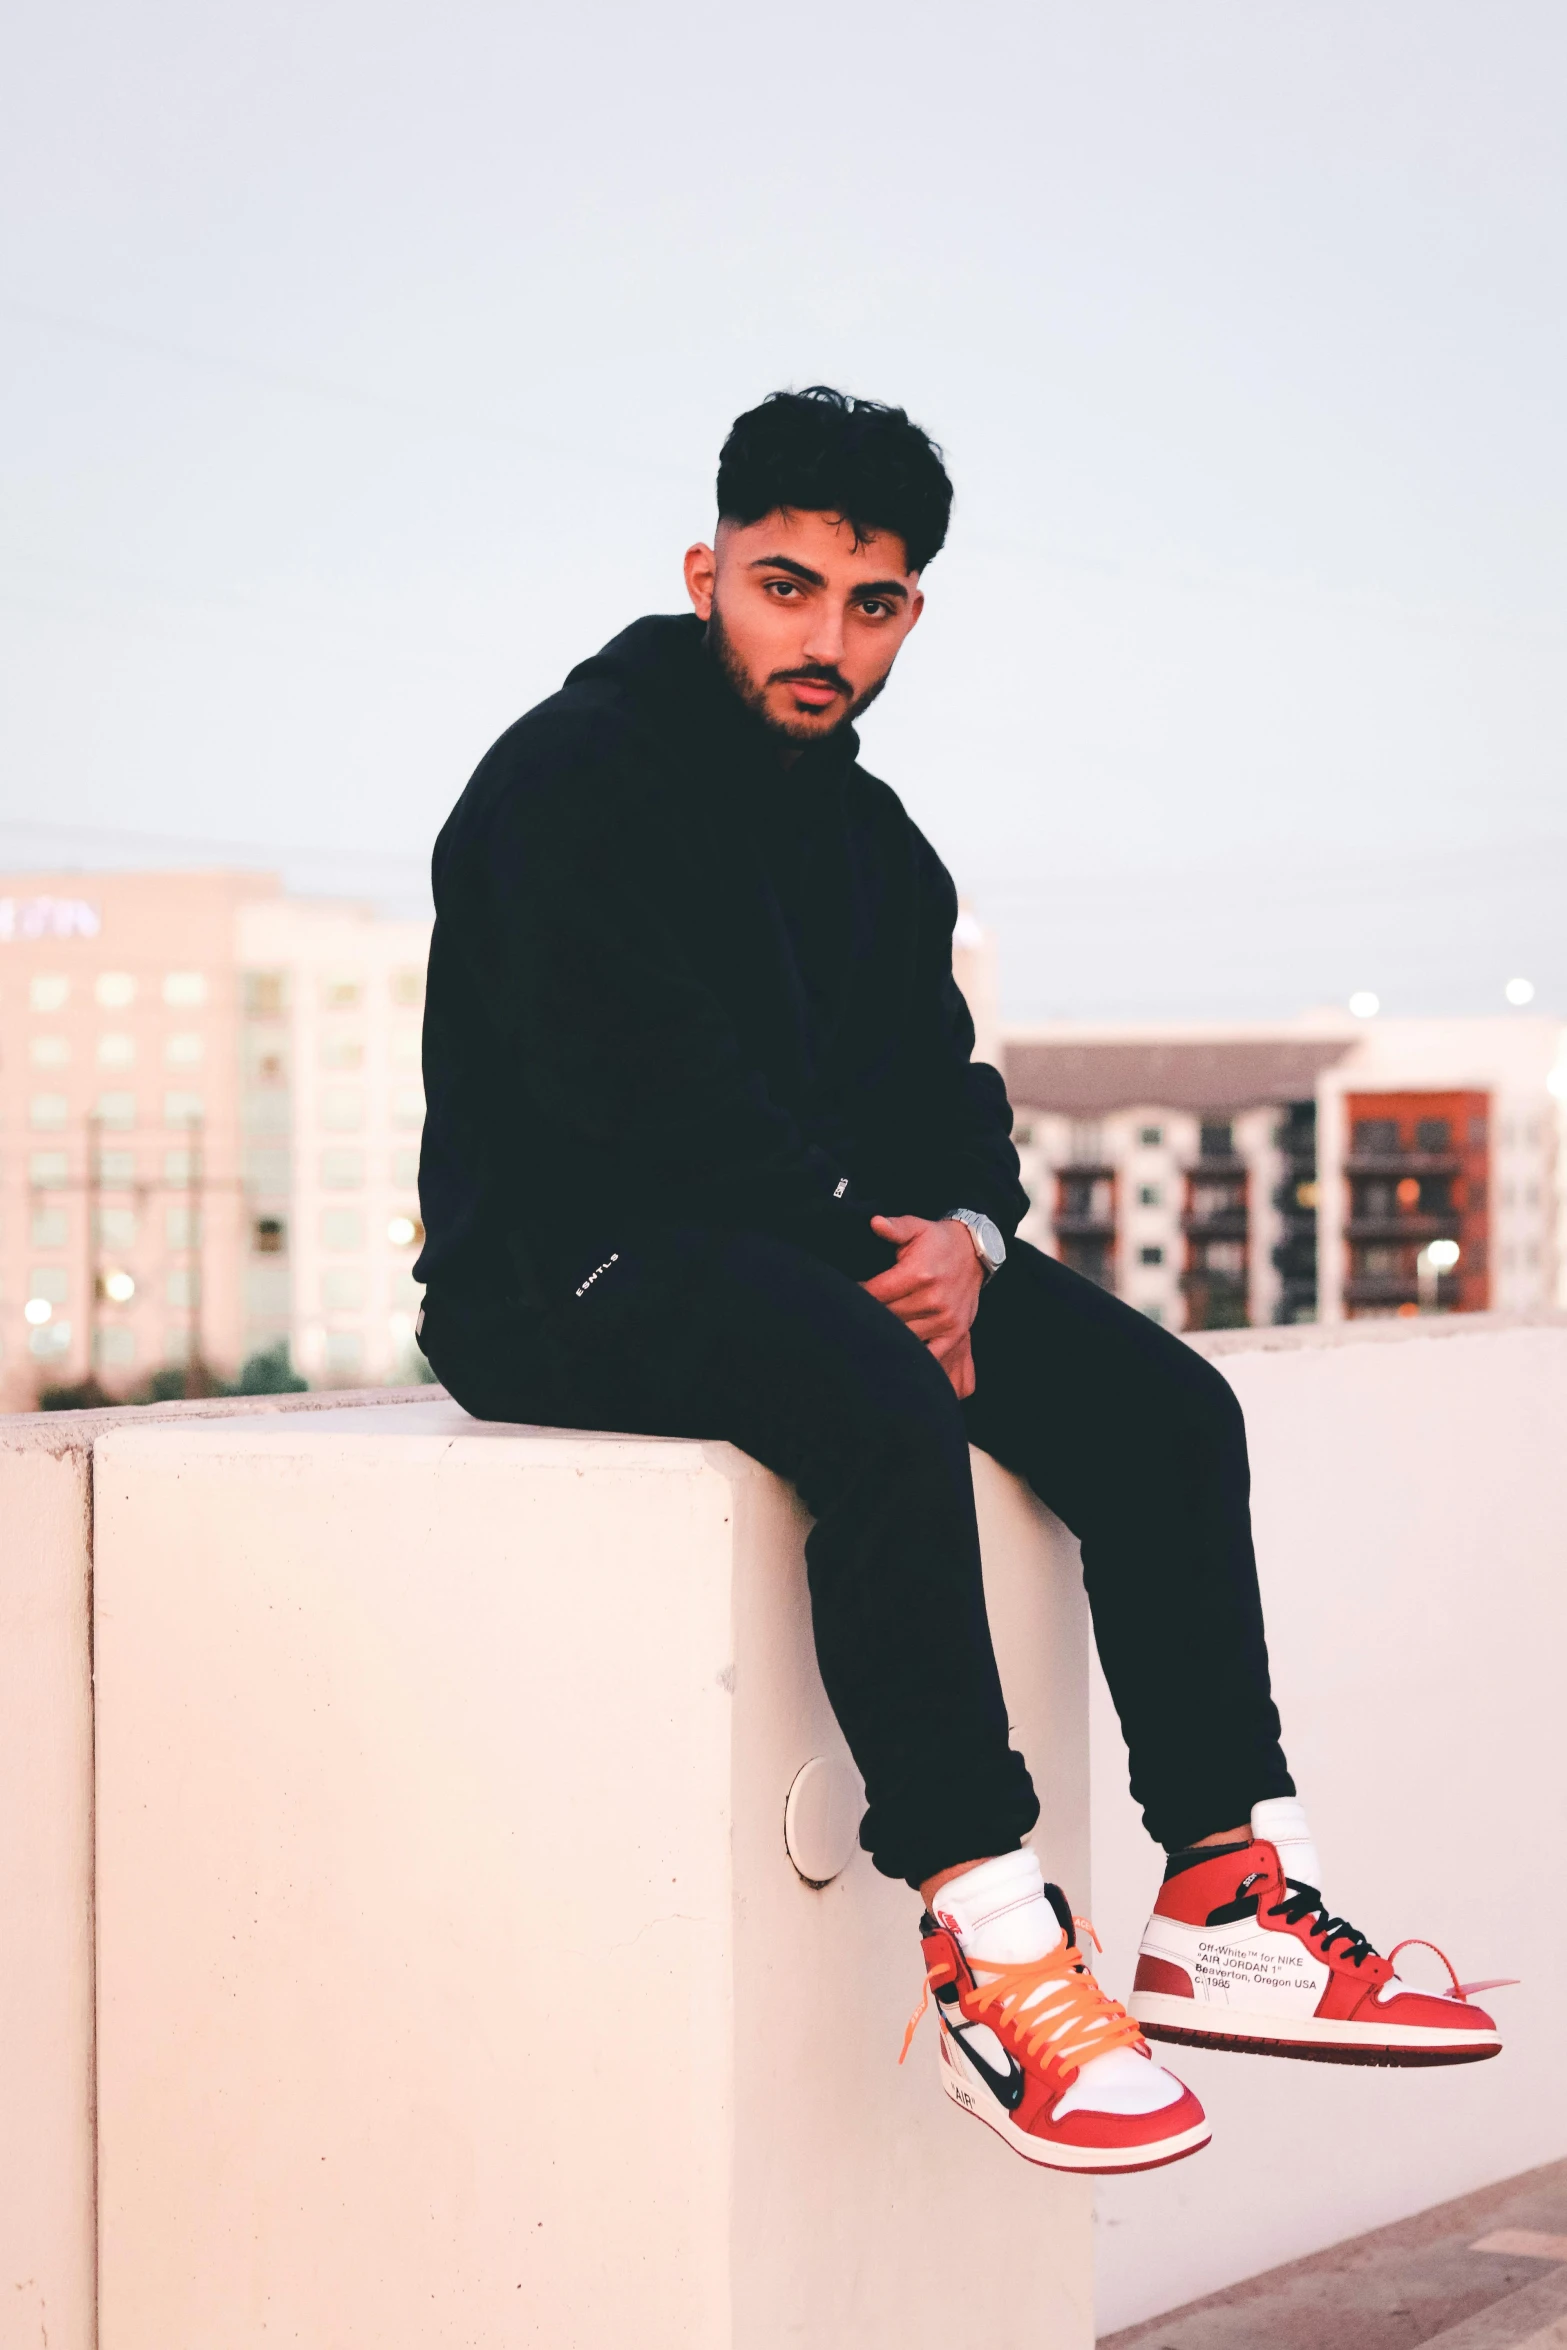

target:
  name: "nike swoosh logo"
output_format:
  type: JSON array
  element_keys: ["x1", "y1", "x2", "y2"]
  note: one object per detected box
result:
[{"x1": 944, "y1": 2020, "x2": 1027, "y2": 2111}]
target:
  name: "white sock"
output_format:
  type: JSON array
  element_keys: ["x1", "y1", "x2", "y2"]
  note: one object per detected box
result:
[
  {"x1": 932, "y1": 1849, "x2": 1183, "y2": 2118},
  {"x1": 929, "y1": 1847, "x2": 1057, "y2": 1963},
  {"x1": 1252, "y1": 1796, "x2": 1322, "y2": 1894}
]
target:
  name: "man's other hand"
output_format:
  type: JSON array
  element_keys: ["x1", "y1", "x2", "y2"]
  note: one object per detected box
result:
[{"x1": 861, "y1": 1213, "x2": 982, "y2": 1398}]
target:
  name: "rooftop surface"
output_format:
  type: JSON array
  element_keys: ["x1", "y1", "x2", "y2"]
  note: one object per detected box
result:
[{"x1": 1100, "y1": 2158, "x2": 1567, "y2": 2350}]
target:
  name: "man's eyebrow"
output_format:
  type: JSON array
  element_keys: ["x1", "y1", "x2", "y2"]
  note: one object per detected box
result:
[
  {"x1": 748, "y1": 554, "x2": 827, "y2": 586},
  {"x1": 747, "y1": 554, "x2": 909, "y2": 602}
]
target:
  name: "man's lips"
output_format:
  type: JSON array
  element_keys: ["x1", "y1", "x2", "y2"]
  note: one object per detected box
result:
[{"x1": 776, "y1": 676, "x2": 844, "y2": 709}]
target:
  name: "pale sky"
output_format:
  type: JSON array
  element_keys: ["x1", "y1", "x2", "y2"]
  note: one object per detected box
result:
[{"x1": 3, "y1": 1, "x2": 1564, "y2": 1017}]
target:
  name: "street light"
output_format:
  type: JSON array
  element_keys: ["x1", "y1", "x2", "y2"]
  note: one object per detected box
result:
[
  {"x1": 1504, "y1": 977, "x2": 1535, "y2": 1006},
  {"x1": 24, "y1": 1297, "x2": 53, "y2": 1326},
  {"x1": 1418, "y1": 1236, "x2": 1460, "y2": 1313},
  {"x1": 1348, "y1": 990, "x2": 1380, "y2": 1019},
  {"x1": 102, "y1": 1269, "x2": 136, "y2": 1304}
]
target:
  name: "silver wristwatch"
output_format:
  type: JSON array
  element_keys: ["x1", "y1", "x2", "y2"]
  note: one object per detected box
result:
[{"x1": 945, "y1": 1208, "x2": 1006, "y2": 1280}]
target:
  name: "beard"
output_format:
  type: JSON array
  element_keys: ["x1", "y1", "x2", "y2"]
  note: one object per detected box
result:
[{"x1": 705, "y1": 603, "x2": 890, "y2": 744}]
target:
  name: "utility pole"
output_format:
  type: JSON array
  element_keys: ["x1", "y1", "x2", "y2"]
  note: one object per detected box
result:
[
  {"x1": 85, "y1": 1111, "x2": 102, "y2": 1391},
  {"x1": 187, "y1": 1113, "x2": 206, "y2": 1398}
]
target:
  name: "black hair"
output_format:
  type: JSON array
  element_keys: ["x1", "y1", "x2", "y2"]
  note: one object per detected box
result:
[{"x1": 715, "y1": 385, "x2": 953, "y2": 574}]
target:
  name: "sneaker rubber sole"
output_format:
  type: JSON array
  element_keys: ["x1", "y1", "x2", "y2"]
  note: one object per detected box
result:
[
  {"x1": 1130, "y1": 1991, "x2": 1501, "y2": 2067},
  {"x1": 937, "y1": 2038, "x2": 1213, "y2": 2173}
]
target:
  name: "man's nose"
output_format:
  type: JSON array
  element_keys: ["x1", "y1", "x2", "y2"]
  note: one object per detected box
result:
[{"x1": 802, "y1": 604, "x2": 847, "y2": 665}]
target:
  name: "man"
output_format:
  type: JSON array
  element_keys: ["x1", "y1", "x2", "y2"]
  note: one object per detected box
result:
[{"x1": 414, "y1": 386, "x2": 1503, "y2": 2175}]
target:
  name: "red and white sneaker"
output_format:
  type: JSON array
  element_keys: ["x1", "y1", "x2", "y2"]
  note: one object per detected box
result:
[
  {"x1": 902, "y1": 1883, "x2": 1211, "y2": 2173},
  {"x1": 1130, "y1": 1838, "x2": 1508, "y2": 2067}
]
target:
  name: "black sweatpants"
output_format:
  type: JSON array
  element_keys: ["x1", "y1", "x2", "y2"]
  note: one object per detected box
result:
[{"x1": 419, "y1": 1232, "x2": 1293, "y2": 1888}]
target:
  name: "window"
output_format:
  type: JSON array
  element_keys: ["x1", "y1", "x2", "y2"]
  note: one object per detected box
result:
[
  {"x1": 98, "y1": 1149, "x2": 135, "y2": 1185},
  {"x1": 322, "y1": 1267, "x2": 366, "y2": 1311},
  {"x1": 30, "y1": 1208, "x2": 67, "y2": 1248},
  {"x1": 95, "y1": 971, "x2": 136, "y2": 1008},
  {"x1": 319, "y1": 1087, "x2": 365, "y2": 1132},
  {"x1": 97, "y1": 1033, "x2": 135, "y2": 1065},
  {"x1": 391, "y1": 968, "x2": 424, "y2": 1008},
  {"x1": 94, "y1": 1091, "x2": 136, "y2": 1129},
  {"x1": 166, "y1": 1268, "x2": 201, "y2": 1308},
  {"x1": 321, "y1": 1148, "x2": 365, "y2": 1189},
  {"x1": 164, "y1": 1091, "x2": 204, "y2": 1127},
  {"x1": 30, "y1": 1093, "x2": 68, "y2": 1130},
  {"x1": 325, "y1": 1330, "x2": 365, "y2": 1377},
  {"x1": 1139, "y1": 1245, "x2": 1164, "y2": 1266},
  {"x1": 163, "y1": 971, "x2": 207, "y2": 1006},
  {"x1": 244, "y1": 971, "x2": 288, "y2": 1017},
  {"x1": 1139, "y1": 1125, "x2": 1163, "y2": 1148},
  {"x1": 1138, "y1": 1184, "x2": 1162, "y2": 1208},
  {"x1": 391, "y1": 1149, "x2": 419, "y2": 1188},
  {"x1": 1200, "y1": 1121, "x2": 1234, "y2": 1160},
  {"x1": 29, "y1": 1323, "x2": 71, "y2": 1360},
  {"x1": 163, "y1": 1149, "x2": 195, "y2": 1187},
  {"x1": 251, "y1": 1216, "x2": 285, "y2": 1255},
  {"x1": 30, "y1": 975, "x2": 68, "y2": 1011},
  {"x1": 1141, "y1": 1303, "x2": 1165, "y2": 1325},
  {"x1": 321, "y1": 1208, "x2": 364, "y2": 1250},
  {"x1": 94, "y1": 1207, "x2": 138, "y2": 1249},
  {"x1": 1353, "y1": 1119, "x2": 1399, "y2": 1154},
  {"x1": 30, "y1": 1035, "x2": 69, "y2": 1066},
  {"x1": 29, "y1": 1151, "x2": 69, "y2": 1187},
  {"x1": 392, "y1": 1086, "x2": 424, "y2": 1131},
  {"x1": 242, "y1": 1145, "x2": 290, "y2": 1194},
  {"x1": 322, "y1": 975, "x2": 364, "y2": 1011},
  {"x1": 165, "y1": 1032, "x2": 204, "y2": 1066},
  {"x1": 1416, "y1": 1118, "x2": 1452, "y2": 1152},
  {"x1": 389, "y1": 1267, "x2": 423, "y2": 1307},
  {"x1": 95, "y1": 1326, "x2": 137, "y2": 1367},
  {"x1": 392, "y1": 1028, "x2": 421, "y2": 1068},
  {"x1": 170, "y1": 1207, "x2": 204, "y2": 1247},
  {"x1": 320, "y1": 1035, "x2": 364, "y2": 1070},
  {"x1": 29, "y1": 1265, "x2": 70, "y2": 1305}
]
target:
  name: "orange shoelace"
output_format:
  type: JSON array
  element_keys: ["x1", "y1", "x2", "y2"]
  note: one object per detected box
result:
[{"x1": 900, "y1": 1923, "x2": 1147, "y2": 2078}]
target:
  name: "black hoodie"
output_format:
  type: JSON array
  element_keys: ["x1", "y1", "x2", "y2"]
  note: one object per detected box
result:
[{"x1": 414, "y1": 614, "x2": 1028, "y2": 1310}]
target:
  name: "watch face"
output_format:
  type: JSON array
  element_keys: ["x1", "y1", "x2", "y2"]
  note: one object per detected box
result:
[{"x1": 975, "y1": 1215, "x2": 1005, "y2": 1269}]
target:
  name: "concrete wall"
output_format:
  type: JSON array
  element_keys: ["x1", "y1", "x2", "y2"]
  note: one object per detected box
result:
[
  {"x1": 0, "y1": 1385, "x2": 438, "y2": 2350},
  {"x1": 1090, "y1": 1313, "x2": 1567, "y2": 2336},
  {"x1": 89, "y1": 1404, "x2": 1092, "y2": 2350},
  {"x1": 4, "y1": 1315, "x2": 1564, "y2": 2345}
]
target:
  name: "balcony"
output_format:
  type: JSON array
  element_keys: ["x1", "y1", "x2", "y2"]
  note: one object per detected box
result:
[
  {"x1": 1182, "y1": 1208, "x2": 1249, "y2": 1241},
  {"x1": 1343, "y1": 1149, "x2": 1461, "y2": 1179},
  {"x1": 1344, "y1": 1214, "x2": 1462, "y2": 1245},
  {"x1": 1053, "y1": 1211, "x2": 1116, "y2": 1238},
  {"x1": 1343, "y1": 1271, "x2": 1461, "y2": 1308}
]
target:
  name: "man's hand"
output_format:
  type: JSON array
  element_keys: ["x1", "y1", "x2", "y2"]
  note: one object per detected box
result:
[{"x1": 860, "y1": 1213, "x2": 981, "y2": 1399}]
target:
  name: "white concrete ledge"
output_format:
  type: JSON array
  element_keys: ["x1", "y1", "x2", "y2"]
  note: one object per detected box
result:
[
  {"x1": 0, "y1": 1384, "x2": 437, "y2": 2350},
  {"x1": 89, "y1": 1402, "x2": 1093, "y2": 2350}
]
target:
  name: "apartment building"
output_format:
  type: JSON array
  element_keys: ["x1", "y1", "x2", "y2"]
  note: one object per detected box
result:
[
  {"x1": 0, "y1": 873, "x2": 431, "y2": 1407},
  {"x1": 1005, "y1": 1016, "x2": 1565, "y2": 1330}
]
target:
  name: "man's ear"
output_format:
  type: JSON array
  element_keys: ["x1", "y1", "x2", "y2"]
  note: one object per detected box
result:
[
  {"x1": 906, "y1": 585, "x2": 925, "y2": 632},
  {"x1": 683, "y1": 541, "x2": 716, "y2": 620}
]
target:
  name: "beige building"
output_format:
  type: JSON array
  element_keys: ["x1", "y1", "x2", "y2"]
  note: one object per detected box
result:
[
  {"x1": 0, "y1": 873, "x2": 430, "y2": 1407},
  {"x1": 1005, "y1": 1013, "x2": 1566, "y2": 1331}
]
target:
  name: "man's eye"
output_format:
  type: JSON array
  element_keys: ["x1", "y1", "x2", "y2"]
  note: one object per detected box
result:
[
  {"x1": 858, "y1": 599, "x2": 889, "y2": 619},
  {"x1": 766, "y1": 579, "x2": 800, "y2": 597}
]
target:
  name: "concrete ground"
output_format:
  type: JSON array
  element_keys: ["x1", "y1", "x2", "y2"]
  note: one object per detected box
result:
[{"x1": 1100, "y1": 2158, "x2": 1567, "y2": 2350}]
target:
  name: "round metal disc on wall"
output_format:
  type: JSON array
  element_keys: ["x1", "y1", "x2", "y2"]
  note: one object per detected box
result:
[{"x1": 784, "y1": 1756, "x2": 862, "y2": 1887}]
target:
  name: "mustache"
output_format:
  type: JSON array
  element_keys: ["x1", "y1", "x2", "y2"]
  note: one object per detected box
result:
[{"x1": 769, "y1": 664, "x2": 852, "y2": 696}]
